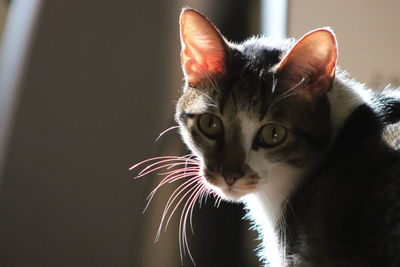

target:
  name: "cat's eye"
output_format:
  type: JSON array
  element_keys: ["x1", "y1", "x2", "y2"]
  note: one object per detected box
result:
[
  {"x1": 258, "y1": 124, "x2": 287, "y2": 147},
  {"x1": 197, "y1": 113, "x2": 223, "y2": 138}
]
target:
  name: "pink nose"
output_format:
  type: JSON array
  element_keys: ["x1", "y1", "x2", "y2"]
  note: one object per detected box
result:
[
  {"x1": 224, "y1": 176, "x2": 238, "y2": 186},
  {"x1": 221, "y1": 168, "x2": 244, "y2": 186}
]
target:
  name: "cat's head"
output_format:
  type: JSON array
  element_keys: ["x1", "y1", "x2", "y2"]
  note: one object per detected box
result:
[{"x1": 175, "y1": 8, "x2": 338, "y2": 201}]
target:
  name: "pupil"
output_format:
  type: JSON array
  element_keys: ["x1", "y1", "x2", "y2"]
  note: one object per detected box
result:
[
  {"x1": 272, "y1": 127, "x2": 277, "y2": 141},
  {"x1": 208, "y1": 117, "x2": 214, "y2": 128}
]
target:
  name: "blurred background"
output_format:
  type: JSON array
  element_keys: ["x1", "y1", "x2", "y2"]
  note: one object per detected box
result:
[{"x1": 0, "y1": 0, "x2": 398, "y2": 266}]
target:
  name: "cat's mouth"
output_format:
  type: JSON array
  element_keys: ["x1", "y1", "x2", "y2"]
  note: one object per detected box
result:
[{"x1": 201, "y1": 169, "x2": 260, "y2": 201}]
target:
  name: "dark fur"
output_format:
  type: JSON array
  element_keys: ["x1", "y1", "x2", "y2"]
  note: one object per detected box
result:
[{"x1": 284, "y1": 101, "x2": 400, "y2": 266}]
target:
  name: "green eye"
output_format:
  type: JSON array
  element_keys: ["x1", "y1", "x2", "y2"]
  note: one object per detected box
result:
[
  {"x1": 197, "y1": 113, "x2": 223, "y2": 138},
  {"x1": 258, "y1": 124, "x2": 287, "y2": 147}
]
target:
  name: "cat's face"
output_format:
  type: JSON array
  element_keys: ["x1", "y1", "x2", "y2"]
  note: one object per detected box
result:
[{"x1": 176, "y1": 9, "x2": 337, "y2": 201}]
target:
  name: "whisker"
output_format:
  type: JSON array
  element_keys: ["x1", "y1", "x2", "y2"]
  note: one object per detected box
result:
[
  {"x1": 143, "y1": 171, "x2": 199, "y2": 212},
  {"x1": 131, "y1": 153, "x2": 206, "y2": 264},
  {"x1": 148, "y1": 171, "x2": 199, "y2": 199},
  {"x1": 129, "y1": 155, "x2": 193, "y2": 171},
  {"x1": 165, "y1": 161, "x2": 200, "y2": 170},
  {"x1": 189, "y1": 185, "x2": 208, "y2": 234},
  {"x1": 271, "y1": 73, "x2": 278, "y2": 94},
  {"x1": 214, "y1": 195, "x2": 223, "y2": 208},
  {"x1": 274, "y1": 77, "x2": 306, "y2": 103},
  {"x1": 157, "y1": 166, "x2": 200, "y2": 178},
  {"x1": 277, "y1": 92, "x2": 299, "y2": 102},
  {"x1": 157, "y1": 176, "x2": 202, "y2": 238},
  {"x1": 282, "y1": 77, "x2": 306, "y2": 97},
  {"x1": 155, "y1": 125, "x2": 180, "y2": 142},
  {"x1": 155, "y1": 178, "x2": 200, "y2": 247},
  {"x1": 214, "y1": 196, "x2": 220, "y2": 207},
  {"x1": 162, "y1": 176, "x2": 202, "y2": 232},
  {"x1": 204, "y1": 190, "x2": 210, "y2": 204},
  {"x1": 137, "y1": 160, "x2": 198, "y2": 178},
  {"x1": 184, "y1": 154, "x2": 196, "y2": 172},
  {"x1": 197, "y1": 185, "x2": 210, "y2": 209},
  {"x1": 180, "y1": 181, "x2": 205, "y2": 265}
]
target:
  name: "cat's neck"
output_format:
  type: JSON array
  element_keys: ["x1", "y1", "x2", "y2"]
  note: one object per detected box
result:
[
  {"x1": 244, "y1": 166, "x2": 306, "y2": 266},
  {"x1": 242, "y1": 72, "x2": 374, "y2": 267}
]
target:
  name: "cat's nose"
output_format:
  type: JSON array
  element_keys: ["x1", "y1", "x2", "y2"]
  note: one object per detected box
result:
[{"x1": 220, "y1": 166, "x2": 245, "y2": 186}]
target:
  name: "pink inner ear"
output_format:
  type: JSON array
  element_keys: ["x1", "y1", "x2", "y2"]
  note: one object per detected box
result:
[
  {"x1": 277, "y1": 28, "x2": 338, "y2": 84},
  {"x1": 180, "y1": 9, "x2": 227, "y2": 84},
  {"x1": 182, "y1": 41, "x2": 225, "y2": 73}
]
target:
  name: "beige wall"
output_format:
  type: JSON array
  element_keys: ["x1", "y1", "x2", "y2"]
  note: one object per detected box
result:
[
  {"x1": 288, "y1": 0, "x2": 400, "y2": 89},
  {"x1": 0, "y1": 0, "x2": 9, "y2": 39}
]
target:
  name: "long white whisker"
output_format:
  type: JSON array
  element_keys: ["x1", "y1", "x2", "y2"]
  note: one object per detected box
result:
[
  {"x1": 130, "y1": 156, "x2": 184, "y2": 171},
  {"x1": 131, "y1": 153, "x2": 205, "y2": 264},
  {"x1": 154, "y1": 176, "x2": 197, "y2": 240},
  {"x1": 180, "y1": 181, "x2": 204, "y2": 265},
  {"x1": 136, "y1": 159, "x2": 199, "y2": 177},
  {"x1": 129, "y1": 154, "x2": 195, "y2": 172},
  {"x1": 155, "y1": 125, "x2": 180, "y2": 142},
  {"x1": 143, "y1": 171, "x2": 199, "y2": 213},
  {"x1": 158, "y1": 176, "x2": 202, "y2": 238},
  {"x1": 157, "y1": 166, "x2": 200, "y2": 178},
  {"x1": 184, "y1": 154, "x2": 197, "y2": 175},
  {"x1": 189, "y1": 185, "x2": 207, "y2": 234}
]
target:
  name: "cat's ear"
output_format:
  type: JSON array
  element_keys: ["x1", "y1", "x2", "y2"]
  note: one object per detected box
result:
[
  {"x1": 277, "y1": 28, "x2": 338, "y2": 96},
  {"x1": 179, "y1": 8, "x2": 228, "y2": 85}
]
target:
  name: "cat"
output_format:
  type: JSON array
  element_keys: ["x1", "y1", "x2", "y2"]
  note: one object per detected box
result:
[{"x1": 132, "y1": 7, "x2": 400, "y2": 267}]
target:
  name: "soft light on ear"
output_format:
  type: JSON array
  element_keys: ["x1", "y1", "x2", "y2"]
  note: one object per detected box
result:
[
  {"x1": 277, "y1": 28, "x2": 338, "y2": 96},
  {"x1": 179, "y1": 8, "x2": 228, "y2": 85}
]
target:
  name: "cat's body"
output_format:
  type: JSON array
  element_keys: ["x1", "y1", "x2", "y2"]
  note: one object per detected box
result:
[
  {"x1": 242, "y1": 71, "x2": 400, "y2": 267},
  {"x1": 253, "y1": 89, "x2": 400, "y2": 267},
  {"x1": 283, "y1": 103, "x2": 400, "y2": 266},
  {"x1": 167, "y1": 8, "x2": 400, "y2": 267},
  {"x1": 293, "y1": 93, "x2": 400, "y2": 264}
]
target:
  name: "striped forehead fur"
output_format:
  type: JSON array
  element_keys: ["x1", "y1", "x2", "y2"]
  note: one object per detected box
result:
[{"x1": 177, "y1": 36, "x2": 297, "y2": 119}]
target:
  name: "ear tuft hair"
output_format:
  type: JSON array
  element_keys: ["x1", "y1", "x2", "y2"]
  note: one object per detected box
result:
[{"x1": 277, "y1": 28, "x2": 338, "y2": 96}]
